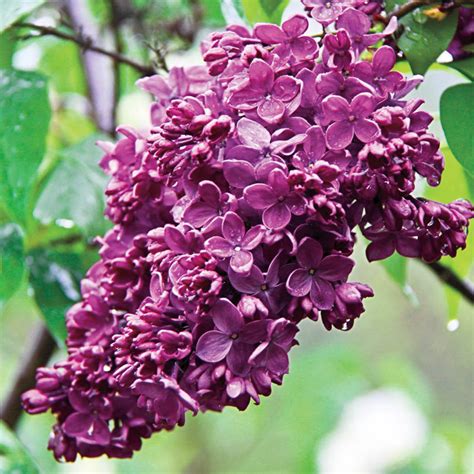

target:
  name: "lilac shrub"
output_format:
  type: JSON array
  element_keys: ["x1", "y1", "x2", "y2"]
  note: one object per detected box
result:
[{"x1": 23, "y1": 4, "x2": 473, "y2": 461}]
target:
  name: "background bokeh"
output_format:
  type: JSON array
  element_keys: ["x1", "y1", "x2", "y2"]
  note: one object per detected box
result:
[{"x1": 1, "y1": 0, "x2": 473, "y2": 473}]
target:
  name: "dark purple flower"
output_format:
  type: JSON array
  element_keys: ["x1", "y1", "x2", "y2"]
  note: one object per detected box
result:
[
  {"x1": 182, "y1": 180, "x2": 236, "y2": 228},
  {"x1": 286, "y1": 237, "x2": 354, "y2": 309},
  {"x1": 196, "y1": 298, "x2": 268, "y2": 375},
  {"x1": 352, "y1": 46, "x2": 403, "y2": 96},
  {"x1": 249, "y1": 318, "x2": 298, "y2": 374},
  {"x1": 229, "y1": 253, "x2": 287, "y2": 313},
  {"x1": 254, "y1": 15, "x2": 318, "y2": 60},
  {"x1": 205, "y1": 211, "x2": 264, "y2": 273},
  {"x1": 228, "y1": 59, "x2": 301, "y2": 123},
  {"x1": 322, "y1": 93, "x2": 380, "y2": 149},
  {"x1": 244, "y1": 168, "x2": 307, "y2": 229}
]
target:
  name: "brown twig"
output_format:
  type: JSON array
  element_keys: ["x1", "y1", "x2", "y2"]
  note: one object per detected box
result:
[
  {"x1": 427, "y1": 261, "x2": 474, "y2": 303},
  {"x1": 14, "y1": 22, "x2": 155, "y2": 77},
  {"x1": 0, "y1": 324, "x2": 56, "y2": 429}
]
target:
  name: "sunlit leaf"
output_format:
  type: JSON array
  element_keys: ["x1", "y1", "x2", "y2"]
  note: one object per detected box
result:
[
  {"x1": 39, "y1": 41, "x2": 86, "y2": 95},
  {"x1": 440, "y1": 83, "x2": 474, "y2": 177},
  {"x1": 27, "y1": 249, "x2": 85, "y2": 345},
  {"x1": 241, "y1": 0, "x2": 289, "y2": 24},
  {"x1": 0, "y1": 421, "x2": 39, "y2": 474},
  {"x1": 0, "y1": 0, "x2": 44, "y2": 33},
  {"x1": 398, "y1": 8, "x2": 459, "y2": 75},
  {"x1": 0, "y1": 69, "x2": 51, "y2": 225},
  {"x1": 0, "y1": 223, "x2": 24, "y2": 309},
  {"x1": 34, "y1": 135, "x2": 110, "y2": 238}
]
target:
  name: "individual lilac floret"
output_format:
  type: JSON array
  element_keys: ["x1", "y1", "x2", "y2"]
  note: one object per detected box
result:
[
  {"x1": 322, "y1": 93, "x2": 380, "y2": 149},
  {"x1": 254, "y1": 15, "x2": 318, "y2": 60},
  {"x1": 205, "y1": 211, "x2": 264, "y2": 273},
  {"x1": 228, "y1": 59, "x2": 301, "y2": 124},
  {"x1": 244, "y1": 168, "x2": 307, "y2": 229},
  {"x1": 303, "y1": 0, "x2": 351, "y2": 25},
  {"x1": 286, "y1": 237, "x2": 354, "y2": 309},
  {"x1": 196, "y1": 298, "x2": 268, "y2": 375}
]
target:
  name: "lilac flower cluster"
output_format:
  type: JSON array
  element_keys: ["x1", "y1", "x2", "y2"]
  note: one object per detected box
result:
[{"x1": 23, "y1": 4, "x2": 473, "y2": 461}]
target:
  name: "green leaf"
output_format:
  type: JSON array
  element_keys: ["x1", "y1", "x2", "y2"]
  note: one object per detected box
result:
[
  {"x1": 380, "y1": 253, "x2": 418, "y2": 305},
  {"x1": 0, "y1": 421, "x2": 39, "y2": 474},
  {"x1": 241, "y1": 0, "x2": 289, "y2": 24},
  {"x1": 202, "y1": 0, "x2": 226, "y2": 26},
  {"x1": 0, "y1": 223, "x2": 24, "y2": 308},
  {"x1": 39, "y1": 41, "x2": 87, "y2": 95},
  {"x1": 398, "y1": 8, "x2": 459, "y2": 75},
  {"x1": 0, "y1": 69, "x2": 51, "y2": 225},
  {"x1": 34, "y1": 135, "x2": 110, "y2": 238},
  {"x1": 448, "y1": 56, "x2": 474, "y2": 81},
  {"x1": 0, "y1": 30, "x2": 16, "y2": 68},
  {"x1": 27, "y1": 249, "x2": 85, "y2": 345},
  {"x1": 440, "y1": 83, "x2": 474, "y2": 177},
  {"x1": 0, "y1": 0, "x2": 44, "y2": 33}
]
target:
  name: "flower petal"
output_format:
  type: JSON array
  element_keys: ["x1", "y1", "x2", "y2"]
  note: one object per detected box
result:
[
  {"x1": 63, "y1": 412, "x2": 93, "y2": 437},
  {"x1": 222, "y1": 211, "x2": 245, "y2": 244},
  {"x1": 229, "y1": 265, "x2": 264, "y2": 293},
  {"x1": 196, "y1": 331, "x2": 232, "y2": 363},
  {"x1": 254, "y1": 23, "x2": 287, "y2": 44},
  {"x1": 242, "y1": 225, "x2": 265, "y2": 250},
  {"x1": 354, "y1": 119, "x2": 380, "y2": 144},
  {"x1": 322, "y1": 95, "x2": 350, "y2": 122},
  {"x1": 230, "y1": 249, "x2": 254, "y2": 274},
  {"x1": 249, "y1": 59, "x2": 274, "y2": 91},
  {"x1": 244, "y1": 183, "x2": 277, "y2": 209},
  {"x1": 237, "y1": 117, "x2": 271, "y2": 150},
  {"x1": 286, "y1": 268, "x2": 312, "y2": 297},
  {"x1": 223, "y1": 159, "x2": 255, "y2": 188},
  {"x1": 310, "y1": 278, "x2": 335, "y2": 310},
  {"x1": 263, "y1": 202, "x2": 291, "y2": 230},
  {"x1": 351, "y1": 92, "x2": 375, "y2": 119},
  {"x1": 297, "y1": 237, "x2": 323, "y2": 269},
  {"x1": 326, "y1": 120, "x2": 354, "y2": 150},
  {"x1": 257, "y1": 97, "x2": 285, "y2": 124},
  {"x1": 282, "y1": 14, "x2": 308, "y2": 38},
  {"x1": 211, "y1": 298, "x2": 243, "y2": 334},
  {"x1": 205, "y1": 236, "x2": 233, "y2": 258},
  {"x1": 318, "y1": 255, "x2": 355, "y2": 281}
]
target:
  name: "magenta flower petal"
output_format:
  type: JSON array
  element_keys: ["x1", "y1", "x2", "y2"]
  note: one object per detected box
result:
[
  {"x1": 237, "y1": 118, "x2": 271, "y2": 150},
  {"x1": 227, "y1": 342, "x2": 253, "y2": 376},
  {"x1": 223, "y1": 160, "x2": 255, "y2": 188},
  {"x1": 354, "y1": 119, "x2": 380, "y2": 143},
  {"x1": 297, "y1": 237, "x2": 323, "y2": 269},
  {"x1": 230, "y1": 249, "x2": 254, "y2": 274},
  {"x1": 286, "y1": 268, "x2": 312, "y2": 297},
  {"x1": 318, "y1": 255, "x2": 354, "y2": 281},
  {"x1": 183, "y1": 202, "x2": 216, "y2": 227},
  {"x1": 292, "y1": 36, "x2": 318, "y2": 58},
  {"x1": 249, "y1": 59, "x2": 273, "y2": 91},
  {"x1": 239, "y1": 320, "x2": 269, "y2": 344},
  {"x1": 222, "y1": 211, "x2": 245, "y2": 243},
  {"x1": 322, "y1": 95, "x2": 350, "y2": 121},
  {"x1": 351, "y1": 93, "x2": 375, "y2": 119},
  {"x1": 254, "y1": 23, "x2": 286, "y2": 44},
  {"x1": 241, "y1": 225, "x2": 265, "y2": 249},
  {"x1": 257, "y1": 97, "x2": 285, "y2": 123},
  {"x1": 263, "y1": 202, "x2": 291, "y2": 230},
  {"x1": 266, "y1": 344, "x2": 289, "y2": 374},
  {"x1": 282, "y1": 14, "x2": 308, "y2": 38},
  {"x1": 244, "y1": 184, "x2": 277, "y2": 209},
  {"x1": 196, "y1": 331, "x2": 233, "y2": 362},
  {"x1": 272, "y1": 76, "x2": 300, "y2": 102},
  {"x1": 326, "y1": 121, "x2": 354, "y2": 150},
  {"x1": 229, "y1": 265, "x2": 264, "y2": 293},
  {"x1": 205, "y1": 236, "x2": 234, "y2": 257},
  {"x1": 63, "y1": 412, "x2": 93, "y2": 437},
  {"x1": 366, "y1": 239, "x2": 396, "y2": 261},
  {"x1": 211, "y1": 298, "x2": 243, "y2": 334},
  {"x1": 92, "y1": 419, "x2": 111, "y2": 445},
  {"x1": 310, "y1": 277, "x2": 335, "y2": 310},
  {"x1": 372, "y1": 45, "x2": 396, "y2": 76}
]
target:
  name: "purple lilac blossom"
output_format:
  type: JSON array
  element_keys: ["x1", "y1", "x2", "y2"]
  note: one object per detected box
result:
[{"x1": 22, "y1": 3, "x2": 473, "y2": 462}]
